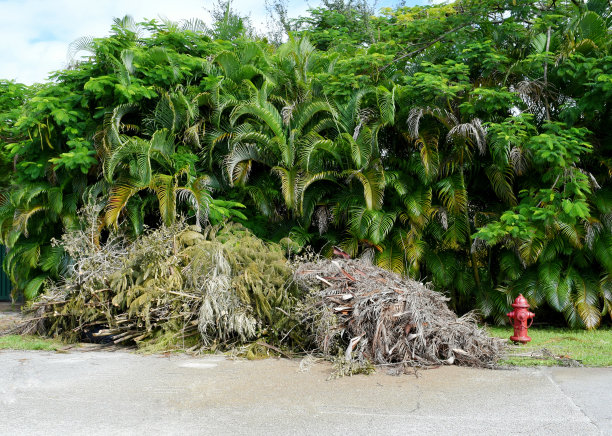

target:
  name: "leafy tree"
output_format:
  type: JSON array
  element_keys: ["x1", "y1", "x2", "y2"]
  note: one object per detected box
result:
[{"x1": 208, "y1": 0, "x2": 254, "y2": 41}]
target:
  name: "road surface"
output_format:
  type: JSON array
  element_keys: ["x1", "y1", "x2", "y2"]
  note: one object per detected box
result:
[{"x1": 0, "y1": 350, "x2": 610, "y2": 435}]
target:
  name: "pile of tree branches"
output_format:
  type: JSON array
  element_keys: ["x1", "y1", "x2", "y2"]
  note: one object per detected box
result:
[
  {"x1": 295, "y1": 258, "x2": 504, "y2": 369},
  {"x1": 15, "y1": 206, "x2": 298, "y2": 352}
]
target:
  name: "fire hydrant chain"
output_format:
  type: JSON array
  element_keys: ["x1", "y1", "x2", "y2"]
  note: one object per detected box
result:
[{"x1": 507, "y1": 294, "x2": 535, "y2": 344}]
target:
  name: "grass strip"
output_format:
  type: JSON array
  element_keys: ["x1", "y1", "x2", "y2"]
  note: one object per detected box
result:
[
  {"x1": 0, "y1": 335, "x2": 65, "y2": 351},
  {"x1": 487, "y1": 326, "x2": 612, "y2": 367}
]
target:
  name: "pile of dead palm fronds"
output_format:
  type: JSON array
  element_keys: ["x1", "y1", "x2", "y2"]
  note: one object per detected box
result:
[
  {"x1": 14, "y1": 207, "x2": 297, "y2": 352},
  {"x1": 295, "y1": 258, "x2": 504, "y2": 369}
]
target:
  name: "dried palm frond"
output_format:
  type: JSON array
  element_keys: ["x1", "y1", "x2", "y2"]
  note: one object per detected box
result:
[{"x1": 447, "y1": 118, "x2": 486, "y2": 154}]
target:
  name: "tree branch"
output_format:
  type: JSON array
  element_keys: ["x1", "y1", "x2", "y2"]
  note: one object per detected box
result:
[{"x1": 380, "y1": 23, "x2": 472, "y2": 72}]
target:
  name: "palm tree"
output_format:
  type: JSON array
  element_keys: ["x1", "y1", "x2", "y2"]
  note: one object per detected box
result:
[
  {"x1": 272, "y1": 36, "x2": 319, "y2": 102},
  {"x1": 326, "y1": 88, "x2": 390, "y2": 259},
  {"x1": 103, "y1": 129, "x2": 212, "y2": 230},
  {"x1": 0, "y1": 181, "x2": 74, "y2": 298},
  {"x1": 225, "y1": 81, "x2": 338, "y2": 218},
  {"x1": 398, "y1": 103, "x2": 503, "y2": 314}
]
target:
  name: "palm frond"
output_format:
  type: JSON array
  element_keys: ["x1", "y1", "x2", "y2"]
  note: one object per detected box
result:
[
  {"x1": 424, "y1": 249, "x2": 457, "y2": 287},
  {"x1": 600, "y1": 274, "x2": 612, "y2": 320},
  {"x1": 126, "y1": 196, "x2": 145, "y2": 236},
  {"x1": 518, "y1": 237, "x2": 545, "y2": 266},
  {"x1": 215, "y1": 51, "x2": 242, "y2": 82},
  {"x1": 181, "y1": 17, "x2": 207, "y2": 33},
  {"x1": 556, "y1": 221, "x2": 583, "y2": 248},
  {"x1": 150, "y1": 128, "x2": 176, "y2": 158},
  {"x1": 447, "y1": 119, "x2": 486, "y2": 154},
  {"x1": 39, "y1": 245, "x2": 66, "y2": 274},
  {"x1": 348, "y1": 162, "x2": 385, "y2": 211},
  {"x1": 67, "y1": 36, "x2": 96, "y2": 63},
  {"x1": 24, "y1": 276, "x2": 47, "y2": 300},
  {"x1": 406, "y1": 107, "x2": 424, "y2": 139},
  {"x1": 375, "y1": 242, "x2": 405, "y2": 274},
  {"x1": 224, "y1": 144, "x2": 260, "y2": 186},
  {"x1": 415, "y1": 133, "x2": 439, "y2": 181},
  {"x1": 151, "y1": 174, "x2": 177, "y2": 227},
  {"x1": 436, "y1": 173, "x2": 467, "y2": 215},
  {"x1": 292, "y1": 100, "x2": 336, "y2": 135},
  {"x1": 296, "y1": 170, "x2": 335, "y2": 216},
  {"x1": 538, "y1": 261, "x2": 570, "y2": 311},
  {"x1": 231, "y1": 101, "x2": 285, "y2": 143},
  {"x1": 298, "y1": 137, "x2": 338, "y2": 171},
  {"x1": 485, "y1": 165, "x2": 517, "y2": 205},
  {"x1": 13, "y1": 206, "x2": 47, "y2": 237},
  {"x1": 47, "y1": 188, "x2": 63, "y2": 215},
  {"x1": 271, "y1": 166, "x2": 298, "y2": 212},
  {"x1": 570, "y1": 269, "x2": 601, "y2": 329},
  {"x1": 376, "y1": 85, "x2": 395, "y2": 125},
  {"x1": 105, "y1": 179, "x2": 144, "y2": 228}
]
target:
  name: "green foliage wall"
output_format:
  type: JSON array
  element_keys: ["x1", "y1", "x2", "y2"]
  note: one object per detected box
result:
[{"x1": 1, "y1": 0, "x2": 611, "y2": 328}]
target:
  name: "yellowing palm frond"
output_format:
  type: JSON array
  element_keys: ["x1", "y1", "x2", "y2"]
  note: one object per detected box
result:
[
  {"x1": 105, "y1": 179, "x2": 144, "y2": 228},
  {"x1": 272, "y1": 166, "x2": 298, "y2": 213},
  {"x1": 13, "y1": 205, "x2": 47, "y2": 237},
  {"x1": 436, "y1": 173, "x2": 467, "y2": 214},
  {"x1": 351, "y1": 170, "x2": 384, "y2": 211},
  {"x1": 296, "y1": 170, "x2": 335, "y2": 215},
  {"x1": 415, "y1": 133, "x2": 439, "y2": 180},
  {"x1": 376, "y1": 242, "x2": 405, "y2": 274},
  {"x1": 571, "y1": 271, "x2": 601, "y2": 329},
  {"x1": 151, "y1": 174, "x2": 177, "y2": 227}
]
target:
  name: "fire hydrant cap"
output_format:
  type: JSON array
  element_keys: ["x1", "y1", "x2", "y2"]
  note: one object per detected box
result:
[{"x1": 511, "y1": 294, "x2": 530, "y2": 309}]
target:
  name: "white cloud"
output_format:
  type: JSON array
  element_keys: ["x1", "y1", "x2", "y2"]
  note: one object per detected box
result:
[
  {"x1": 0, "y1": 0, "x2": 421, "y2": 84},
  {"x1": 0, "y1": 0, "x2": 293, "y2": 84},
  {"x1": 0, "y1": 0, "x2": 211, "y2": 84}
]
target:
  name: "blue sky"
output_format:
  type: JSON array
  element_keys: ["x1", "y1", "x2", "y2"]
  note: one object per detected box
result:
[{"x1": 0, "y1": 0, "x2": 431, "y2": 85}]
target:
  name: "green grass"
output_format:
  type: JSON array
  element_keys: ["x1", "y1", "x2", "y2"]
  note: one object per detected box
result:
[
  {"x1": 0, "y1": 335, "x2": 66, "y2": 351},
  {"x1": 487, "y1": 326, "x2": 612, "y2": 367}
]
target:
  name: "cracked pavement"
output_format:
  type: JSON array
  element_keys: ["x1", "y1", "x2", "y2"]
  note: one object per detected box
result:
[{"x1": 0, "y1": 350, "x2": 610, "y2": 435}]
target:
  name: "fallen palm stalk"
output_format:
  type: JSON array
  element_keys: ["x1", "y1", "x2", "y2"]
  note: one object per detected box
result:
[{"x1": 295, "y1": 258, "x2": 504, "y2": 369}]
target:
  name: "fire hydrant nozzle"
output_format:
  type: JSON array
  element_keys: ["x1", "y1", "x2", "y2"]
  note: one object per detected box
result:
[{"x1": 507, "y1": 294, "x2": 535, "y2": 344}]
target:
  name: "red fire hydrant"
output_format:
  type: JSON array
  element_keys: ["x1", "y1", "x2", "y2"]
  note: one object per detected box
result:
[{"x1": 507, "y1": 294, "x2": 535, "y2": 344}]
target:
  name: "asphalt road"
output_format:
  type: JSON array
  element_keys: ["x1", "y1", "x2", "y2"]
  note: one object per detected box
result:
[{"x1": 0, "y1": 350, "x2": 610, "y2": 435}]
